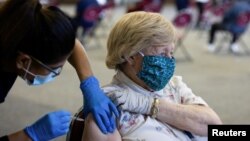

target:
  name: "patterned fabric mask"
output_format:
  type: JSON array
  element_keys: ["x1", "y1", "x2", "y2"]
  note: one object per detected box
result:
[{"x1": 137, "y1": 53, "x2": 176, "y2": 91}]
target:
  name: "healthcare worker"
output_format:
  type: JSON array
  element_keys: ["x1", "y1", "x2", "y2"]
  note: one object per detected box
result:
[{"x1": 0, "y1": 0, "x2": 119, "y2": 140}]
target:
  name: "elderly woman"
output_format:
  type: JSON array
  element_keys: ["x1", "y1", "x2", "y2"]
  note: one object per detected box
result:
[{"x1": 81, "y1": 11, "x2": 222, "y2": 141}]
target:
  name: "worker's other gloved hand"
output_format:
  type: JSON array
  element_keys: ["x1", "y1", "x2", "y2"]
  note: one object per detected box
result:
[
  {"x1": 108, "y1": 89, "x2": 154, "y2": 115},
  {"x1": 24, "y1": 110, "x2": 71, "y2": 141},
  {"x1": 80, "y1": 76, "x2": 119, "y2": 134}
]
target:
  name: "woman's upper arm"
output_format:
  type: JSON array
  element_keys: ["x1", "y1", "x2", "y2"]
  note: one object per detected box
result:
[{"x1": 82, "y1": 114, "x2": 122, "y2": 141}]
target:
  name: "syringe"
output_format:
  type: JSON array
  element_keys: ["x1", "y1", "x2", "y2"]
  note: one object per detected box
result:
[{"x1": 71, "y1": 116, "x2": 84, "y2": 122}]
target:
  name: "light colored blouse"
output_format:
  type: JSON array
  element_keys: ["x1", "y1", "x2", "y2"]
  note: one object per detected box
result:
[{"x1": 103, "y1": 71, "x2": 208, "y2": 141}]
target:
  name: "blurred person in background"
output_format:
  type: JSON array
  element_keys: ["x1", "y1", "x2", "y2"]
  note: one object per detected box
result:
[
  {"x1": 0, "y1": 0, "x2": 118, "y2": 140},
  {"x1": 74, "y1": 0, "x2": 100, "y2": 37},
  {"x1": 207, "y1": 0, "x2": 250, "y2": 53}
]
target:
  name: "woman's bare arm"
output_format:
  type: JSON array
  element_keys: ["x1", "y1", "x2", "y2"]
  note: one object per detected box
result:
[
  {"x1": 7, "y1": 130, "x2": 32, "y2": 141},
  {"x1": 82, "y1": 114, "x2": 122, "y2": 141},
  {"x1": 157, "y1": 98, "x2": 222, "y2": 136}
]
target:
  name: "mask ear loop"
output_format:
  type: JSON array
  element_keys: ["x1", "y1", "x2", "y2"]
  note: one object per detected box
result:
[
  {"x1": 123, "y1": 56, "x2": 133, "y2": 65},
  {"x1": 138, "y1": 51, "x2": 145, "y2": 57},
  {"x1": 123, "y1": 51, "x2": 144, "y2": 65},
  {"x1": 121, "y1": 55, "x2": 137, "y2": 77}
]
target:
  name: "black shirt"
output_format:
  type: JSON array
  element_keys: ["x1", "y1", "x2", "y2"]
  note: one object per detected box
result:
[{"x1": 0, "y1": 70, "x2": 17, "y2": 103}]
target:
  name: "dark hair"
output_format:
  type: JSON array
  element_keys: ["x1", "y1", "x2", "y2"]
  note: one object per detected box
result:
[{"x1": 0, "y1": 0, "x2": 76, "y2": 64}]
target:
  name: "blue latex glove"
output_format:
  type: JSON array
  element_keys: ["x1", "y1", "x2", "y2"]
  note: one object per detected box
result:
[
  {"x1": 24, "y1": 110, "x2": 71, "y2": 141},
  {"x1": 80, "y1": 76, "x2": 119, "y2": 134}
]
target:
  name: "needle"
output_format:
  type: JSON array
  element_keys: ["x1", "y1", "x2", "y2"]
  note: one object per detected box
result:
[{"x1": 71, "y1": 116, "x2": 84, "y2": 122}]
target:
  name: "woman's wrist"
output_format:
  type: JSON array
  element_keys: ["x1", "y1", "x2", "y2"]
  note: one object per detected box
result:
[{"x1": 150, "y1": 98, "x2": 160, "y2": 118}]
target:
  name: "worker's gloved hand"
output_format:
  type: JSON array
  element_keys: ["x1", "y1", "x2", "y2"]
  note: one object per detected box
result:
[
  {"x1": 108, "y1": 89, "x2": 154, "y2": 115},
  {"x1": 24, "y1": 110, "x2": 71, "y2": 141},
  {"x1": 80, "y1": 76, "x2": 119, "y2": 134}
]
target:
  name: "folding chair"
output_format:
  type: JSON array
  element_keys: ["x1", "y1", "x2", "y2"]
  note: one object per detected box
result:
[
  {"x1": 215, "y1": 11, "x2": 250, "y2": 55},
  {"x1": 75, "y1": 0, "x2": 115, "y2": 49},
  {"x1": 197, "y1": 1, "x2": 232, "y2": 36},
  {"x1": 66, "y1": 107, "x2": 85, "y2": 141},
  {"x1": 172, "y1": 9, "x2": 193, "y2": 61}
]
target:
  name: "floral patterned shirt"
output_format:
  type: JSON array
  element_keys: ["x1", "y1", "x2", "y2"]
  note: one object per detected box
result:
[{"x1": 103, "y1": 71, "x2": 208, "y2": 141}]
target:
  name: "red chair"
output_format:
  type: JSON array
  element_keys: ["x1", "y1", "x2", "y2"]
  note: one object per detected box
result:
[
  {"x1": 80, "y1": 2, "x2": 114, "y2": 32},
  {"x1": 83, "y1": 5, "x2": 102, "y2": 22},
  {"x1": 127, "y1": 0, "x2": 164, "y2": 13},
  {"x1": 211, "y1": 6, "x2": 225, "y2": 16},
  {"x1": 172, "y1": 9, "x2": 193, "y2": 61},
  {"x1": 173, "y1": 12, "x2": 192, "y2": 27},
  {"x1": 77, "y1": 0, "x2": 115, "y2": 49},
  {"x1": 236, "y1": 11, "x2": 250, "y2": 27}
]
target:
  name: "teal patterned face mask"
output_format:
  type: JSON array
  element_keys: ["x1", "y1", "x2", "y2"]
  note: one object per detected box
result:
[{"x1": 137, "y1": 52, "x2": 176, "y2": 91}]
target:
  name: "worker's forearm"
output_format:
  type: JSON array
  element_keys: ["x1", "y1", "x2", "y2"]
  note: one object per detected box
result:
[
  {"x1": 8, "y1": 130, "x2": 32, "y2": 141},
  {"x1": 68, "y1": 39, "x2": 93, "y2": 81}
]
